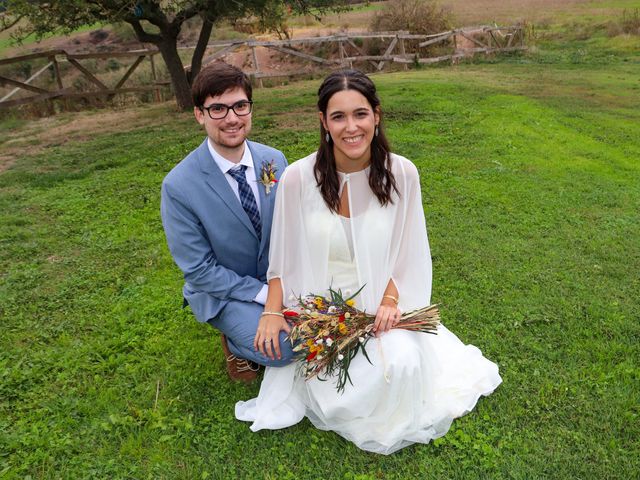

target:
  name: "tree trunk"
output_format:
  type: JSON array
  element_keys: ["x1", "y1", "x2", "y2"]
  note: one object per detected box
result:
[
  {"x1": 189, "y1": 18, "x2": 214, "y2": 85},
  {"x1": 128, "y1": 18, "x2": 193, "y2": 111},
  {"x1": 157, "y1": 38, "x2": 193, "y2": 110}
]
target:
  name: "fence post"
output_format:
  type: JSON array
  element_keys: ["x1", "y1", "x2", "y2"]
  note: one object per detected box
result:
[
  {"x1": 149, "y1": 54, "x2": 161, "y2": 102},
  {"x1": 251, "y1": 46, "x2": 264, "y2": 88},
  {"x1": 451, "y1": 32, "x2": 457, "y2": 65},
  {"x1": 50, "y1": 54, "x2": 68, "y2": 110},
  {"x1": 398, "y1": 35, "x2": 408, "y2": 70}
]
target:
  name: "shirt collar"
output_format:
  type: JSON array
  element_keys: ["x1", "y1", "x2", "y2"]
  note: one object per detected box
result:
[{"x1": 207, "y1": 139, "x2": 254, "y2": 174}]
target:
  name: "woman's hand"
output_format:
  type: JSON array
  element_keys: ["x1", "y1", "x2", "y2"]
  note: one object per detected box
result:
[
  {"x1": 254, "y1": 314, "x2": 292, "y2": 361},
  {"x1": 373, "y1": 299, "x2": 401, "y2": 335}
]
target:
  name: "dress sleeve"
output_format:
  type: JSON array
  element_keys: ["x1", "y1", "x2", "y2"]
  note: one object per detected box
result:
[
  {"x1": 390, "y1": 158, "x2": 433, "y2": 311},
  {"x1": 267, "y1": 162, "x2": 308, "y2": 305}
]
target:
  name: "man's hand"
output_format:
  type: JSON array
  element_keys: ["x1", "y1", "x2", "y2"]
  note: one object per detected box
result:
[
  {"x1": 254, "y1": 314, "x2": 292, "y2": 361},
  {"x1": 373, "y1": 300, "x2": 401, "y2": 335}
]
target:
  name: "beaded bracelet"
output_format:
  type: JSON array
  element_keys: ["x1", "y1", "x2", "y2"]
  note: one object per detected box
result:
[
  {"x1": 382, "y1": 294, "x2": 399, "y2": 305},
  {"x1": 261, "y1": 311, "x2": 284, "y2": 318}
]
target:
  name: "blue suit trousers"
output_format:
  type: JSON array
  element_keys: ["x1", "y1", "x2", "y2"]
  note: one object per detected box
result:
[{"x1": 209, "y1": 300, "x2": 294, "y2": 367}]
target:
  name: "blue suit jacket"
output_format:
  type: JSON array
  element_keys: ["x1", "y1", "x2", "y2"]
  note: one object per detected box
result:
[{"x1": 160, "y1": 139, "x2": 288, "y2": 323}]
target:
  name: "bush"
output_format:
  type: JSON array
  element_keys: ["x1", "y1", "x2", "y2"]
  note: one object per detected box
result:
[
  {"x1": 621, "y1": 8, "x2": 640, "y2": 35},
  {"x1": 257, "y1": 0, "x2": 293, "y2": 40},
  {"x1": 366, "y1": 0, "x2": 453, "y2": 59},
  {"x1": 607, "y1": 8, "x2": 640, "y2": 37},
  {"x1": 111, "y1": 22, "x2": 140, "y2": 43},
  {"x1": 370, "y1": 0, "x2": 452, "y2": 35}
]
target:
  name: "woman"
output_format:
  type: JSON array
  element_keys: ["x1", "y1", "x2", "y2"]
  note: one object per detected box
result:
[{"x1": 236, "y1": 70, "x2": 501, "y2": 454}]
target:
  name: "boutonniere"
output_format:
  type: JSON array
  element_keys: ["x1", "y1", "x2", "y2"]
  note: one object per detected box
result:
[{"x1": 259, "y1": 160, "x2": 278, "y2": 194}]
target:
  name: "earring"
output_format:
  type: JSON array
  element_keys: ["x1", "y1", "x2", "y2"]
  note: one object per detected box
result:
[
  {"x1": 325, "y1": 132, "x2": 330, "y2": 143},
  {"x1": 375, "y1": 125, "x2": 379, "y2": 137}
]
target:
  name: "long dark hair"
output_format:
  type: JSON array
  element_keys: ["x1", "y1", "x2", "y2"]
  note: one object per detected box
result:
[{"x1": 314, "y1": 69, "x2": 398, "y2": 213}]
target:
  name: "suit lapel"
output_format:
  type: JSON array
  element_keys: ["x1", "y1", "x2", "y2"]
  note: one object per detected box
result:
[
  {"x1": 197, "y1": 139, "x2": 258, "y2": 240},
  {"x1": 248, "y1": 142, "x2": 274, "y2": 256}
]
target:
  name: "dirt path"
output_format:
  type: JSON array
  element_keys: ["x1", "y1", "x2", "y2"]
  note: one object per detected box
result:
[{"x1": 0, "y1": 103, "x2": 177, "y2": 173}]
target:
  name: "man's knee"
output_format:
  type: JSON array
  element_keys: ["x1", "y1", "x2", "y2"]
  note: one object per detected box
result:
[{"x1": 261, "y1": 331, "x2": 295, "y2": 367}]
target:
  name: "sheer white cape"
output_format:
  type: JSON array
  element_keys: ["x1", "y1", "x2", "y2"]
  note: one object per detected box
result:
[{"x1": 267, "y1": 151, "x2": 432, "y2": 312}]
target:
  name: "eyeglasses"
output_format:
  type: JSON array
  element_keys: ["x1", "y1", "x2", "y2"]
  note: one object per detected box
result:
[{"x1": 200, "y1": 100, "x2": 253, "y2": 119}]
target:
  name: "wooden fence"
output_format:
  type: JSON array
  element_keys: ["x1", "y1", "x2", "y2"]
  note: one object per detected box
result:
[
  {"x1": 0, "y1": 25, "x2": 525, "y2": 109},
  {"x1": 0, "y1": 49, "x2": 166, "y2": 109},
  {"x1": 193, "y1": 25, "x2": 526, "y2": 86}
]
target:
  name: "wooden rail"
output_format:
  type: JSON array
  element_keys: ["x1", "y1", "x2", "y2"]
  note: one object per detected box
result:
[
  {"x1": 0, "y1": 49, "x2": 166, "y2": 109},
  {"x1": 178, "y1": 25, "x2": 525, "y2": 86},
  {"x1": 0, "y1": 26, "x2": 525, "y2": 110}
]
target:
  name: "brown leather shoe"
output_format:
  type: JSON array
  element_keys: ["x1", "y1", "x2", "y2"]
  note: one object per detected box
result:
[{"x1": 220, "y1": 334, "x2": 259, "y2": 383}]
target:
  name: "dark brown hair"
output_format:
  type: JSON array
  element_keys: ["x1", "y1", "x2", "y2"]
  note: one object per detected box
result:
[
  {"x1": 315, "y1": 69, "x2": 398, "y2": 213},
  {"x1": 191, "y1": 62, "x2": 252, "y2": 107}
]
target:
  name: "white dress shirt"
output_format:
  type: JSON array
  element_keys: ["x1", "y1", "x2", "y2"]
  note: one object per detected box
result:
[
  {"x1": 207, "y1": 139, "x2": 261, "y2": 213},
  {"x1": 207, "y1": 139, "x2": 268, "y2": 305}
]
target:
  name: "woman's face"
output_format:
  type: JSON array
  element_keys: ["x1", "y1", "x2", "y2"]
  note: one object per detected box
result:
[{"x1": 320, "y1": 89, "x2": 380, "y2": 170}]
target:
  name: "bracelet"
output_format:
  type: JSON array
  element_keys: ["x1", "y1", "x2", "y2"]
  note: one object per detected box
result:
[
  {"x1": 261, "y1": 311, "x2": 284, "y2": 318},
  {"x1": 382, "y1": 295, "x2": 398, "y2": 305}
]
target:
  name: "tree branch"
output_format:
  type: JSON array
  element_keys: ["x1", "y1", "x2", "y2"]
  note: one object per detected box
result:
[
  {"x1": 128, "y1": 18, "x2": 162, "y2": 44},
  {"x1": 173, "y1": 3, "x2": 204, "y2": 27},
  {"x1": 0, "y1": 14, "x2": 24, "y2": 33}
]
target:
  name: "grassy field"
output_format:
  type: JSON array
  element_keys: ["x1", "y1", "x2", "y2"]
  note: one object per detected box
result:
[
  {"x1": 0, "y1": 22, "x2": 106, "y2": 57},
  {"x1": 1, "y1": 51, "x2": 639, "y2": 478}
]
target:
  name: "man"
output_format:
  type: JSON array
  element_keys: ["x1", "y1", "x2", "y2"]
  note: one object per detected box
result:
[{"x1": 161, "y1": 62, "x2": 294, "y2": 382}]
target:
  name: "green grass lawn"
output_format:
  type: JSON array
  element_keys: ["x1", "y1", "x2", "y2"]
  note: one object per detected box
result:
[{"x1": 1, "y1": 58, "x2": 639, "y2": 478}]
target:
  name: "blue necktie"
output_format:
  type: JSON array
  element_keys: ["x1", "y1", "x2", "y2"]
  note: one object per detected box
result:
[{"x1": 228, "y1": 165, "x2": 262, "y2": 240}]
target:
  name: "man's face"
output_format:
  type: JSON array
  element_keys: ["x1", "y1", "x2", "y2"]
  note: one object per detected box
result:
[{"x1": 194, "y1": 87, "x2": 252, "y2": 155}]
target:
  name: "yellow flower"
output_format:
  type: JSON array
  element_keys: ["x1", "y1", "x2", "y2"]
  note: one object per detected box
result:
[
  {"x1": 338, "y1": 323, "x2": 348, "y2": 334},
  {"x1": 346, "y1": 299, "x2": 355, "y2": 307},
  {"x1": 306, "y1": 339, "x2": 314, "y2": 348}
]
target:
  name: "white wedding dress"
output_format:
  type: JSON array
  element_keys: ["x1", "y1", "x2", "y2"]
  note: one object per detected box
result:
[
  {"x1": 235, "y1": 153, "x2": 502, "y2": 454},
  {"x1": 235, "y1": 154, "x2": 502, "y2": 454}
]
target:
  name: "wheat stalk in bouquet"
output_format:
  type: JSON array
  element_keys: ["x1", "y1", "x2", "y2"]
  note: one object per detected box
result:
[{"x1": 285, "y1": 286, "x2": 440, "y2": 393}]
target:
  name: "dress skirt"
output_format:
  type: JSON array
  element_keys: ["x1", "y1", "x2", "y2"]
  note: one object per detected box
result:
[{"x1": 236, "y1": 325, "x2": 501, "y2": 454}]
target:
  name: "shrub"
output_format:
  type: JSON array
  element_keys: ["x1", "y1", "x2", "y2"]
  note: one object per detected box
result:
[
  {"x1": 111, "y1": 22, "x2": 140, "y2": 43},
  {"x1": 367, "y1": 0, "x2": 453, "y2": 58},
  {"x1": 621, "y1": 8, "x2": 640, "y2": 35},
  {"x1": 370, "y1": 0, "x2": 452, "y2": 35},
  {"x1": 257, "y1": 0, "x2": 293, "y2": 40},
  {"x1": 607, "y1": 8, "x2": 640, "y2": 37}
]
